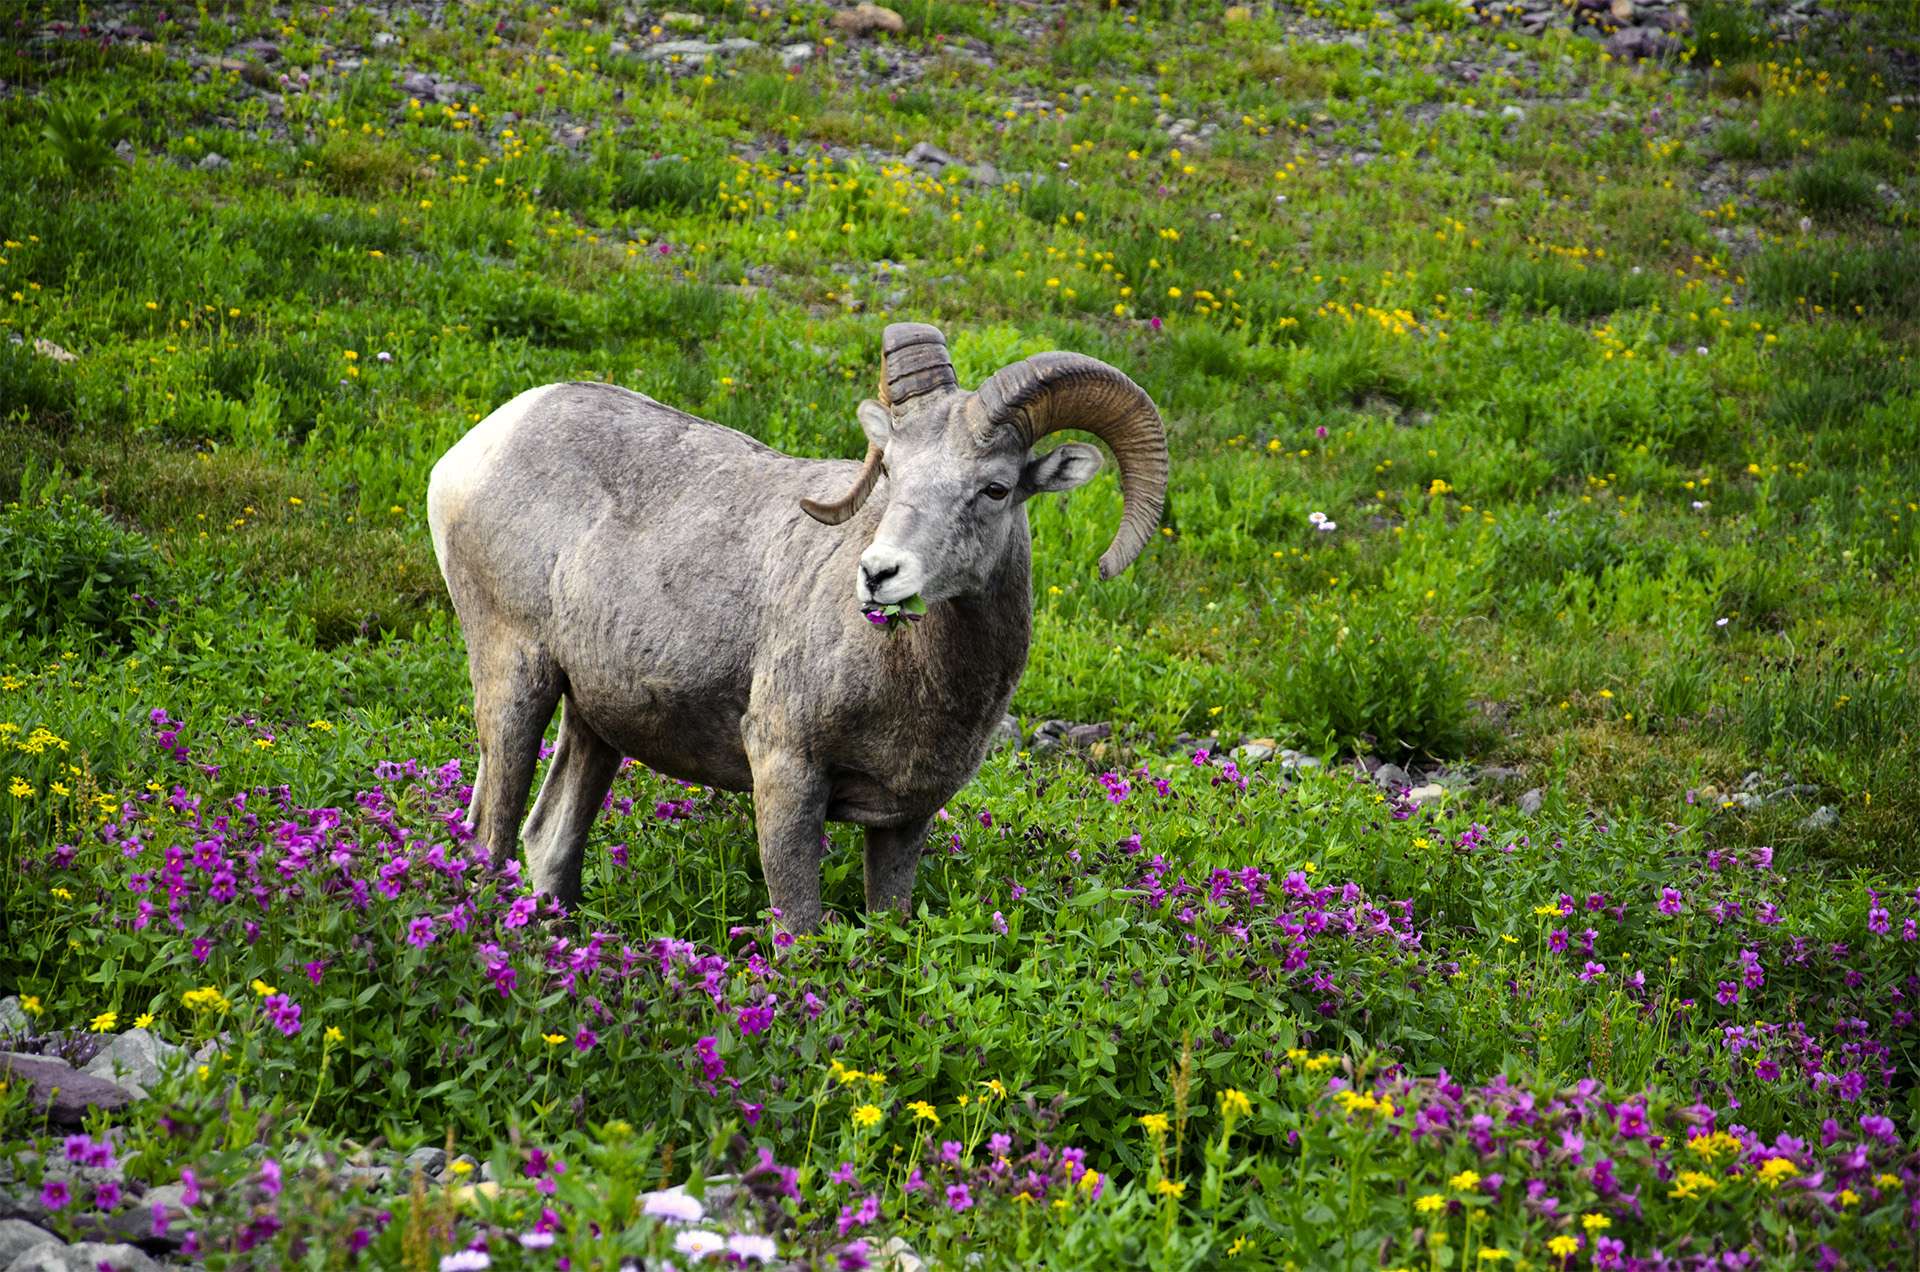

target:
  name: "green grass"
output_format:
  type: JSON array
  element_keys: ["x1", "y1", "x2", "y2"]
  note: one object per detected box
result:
[{"x1": 3, "y1": 0, "x2": 1920, "y2": 1265}]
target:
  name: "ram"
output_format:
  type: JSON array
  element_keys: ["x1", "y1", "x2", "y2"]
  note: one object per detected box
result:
[{"x1": 426, "y1": 323, "x2": 1169, "y2": 931}]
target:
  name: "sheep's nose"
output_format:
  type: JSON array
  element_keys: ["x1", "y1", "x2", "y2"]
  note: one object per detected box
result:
[{"x1": 862, "y1": 562, "x2": 899, "y2": 591}]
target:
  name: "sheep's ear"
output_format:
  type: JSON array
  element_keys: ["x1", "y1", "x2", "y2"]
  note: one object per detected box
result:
[
  {"x1": 857, "y1": 399, "x2": 892, "y2": 448},
  {"x1": 1021, "y1": 443, "x2": 1103, "y2": 494}
]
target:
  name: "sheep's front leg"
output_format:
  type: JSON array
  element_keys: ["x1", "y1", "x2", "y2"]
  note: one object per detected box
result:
[
  {"x1": 864, "y1": 818, "x2": 932, "y2": 916},
  {"x1": 746, "y1": 747, "x2": 829, "y2": 934},
  {"x1": 522, "y1": 699, "x2": 622, "y2": 909}
]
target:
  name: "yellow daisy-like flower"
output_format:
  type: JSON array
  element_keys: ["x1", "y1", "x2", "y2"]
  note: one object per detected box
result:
[
  {"x1": 182, "y1": 986, "x2": 232, "y2": 1013},
  {"x1": 51, "y1": 887, "x2": 73, "y2": 901},
  {"x1": 1582, "y1": 1213, "x2": 1611, "y2": 1233},
  {"x1": 1078, "y1": 1169, "x2": 1101, "y2": 1194},
  {"x1": 133, "y1": 1012, "x2": 155, "y2": 1030},
  {"x1": 1547, "y1": 1235, "x2": 1579, "y2": 1259},
  {"x1": 852, "y1": 1103, "x2": 883, "y2": 1129},
  {"x1": 1478, "y1": 1250, "x2": 1509, "y2": 1263},
  {"x1": 325, "y1": 1026, "x2": 344, "y2": 1044},
  {"x1": 982, "y1": 1078, "x2": 1007, "y2": 1099},
  {"x1": 8, "y1": 777, "x2": 33, "y2": 798},
  {"x1": 1138, "y1": 1112, "x2": 1171, "y2": 1136},
  {"x1": 1414, "y1": 1193, "x2": 1447, "y2": 1215},
  {"x1": 906, "y1": 1100, "x2": 940, "y2": 1126},
  {"x1": 829, "y1": 1059, "x2": 865, "y2": 1086},
  {"x1": 542, "y1": 1033, "x2": 567, "y2": 1046},
  {"x1": 1757, "y1": 1157, "x2": 1798, "y2": 1188},
  {"x1": 449, "y1": 1159, "x2": 474, "y2": 1177},
  {"x1": 89, "y1": 1010, "x2": 118, "y2": 1033},
  {"x1": 250, "y1": 979, "x2": 277, "y2": 997},
  {"x1": 1153, "y1": 1177, "x2": 1185, "y2": 1198},
  {"x1": 1449, "y1": 1170, "x2": 1482, "y2": 1191},
  {"x1": 1219, "y1": 1088, "x2": 1252, "y2": 1120},
  {"x1": 19, "y1": 995, "x2": 42, "y2": 1017}
]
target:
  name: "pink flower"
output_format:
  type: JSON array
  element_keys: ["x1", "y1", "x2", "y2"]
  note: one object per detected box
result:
[{"x1": 946, "y1": 1183, "x2": 972, "y2": 1212}]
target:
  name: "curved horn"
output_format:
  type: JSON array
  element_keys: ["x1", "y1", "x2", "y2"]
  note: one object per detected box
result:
[
  {"x1": 800, "y1": 323, "x2": 956, "y2": 526},
  {"x1": 973, "y1": 352, "x2": 1170, "y2": 580}
]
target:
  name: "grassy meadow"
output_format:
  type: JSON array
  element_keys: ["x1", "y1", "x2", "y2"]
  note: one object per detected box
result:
[{"x1": 1, "y1": 0, "x2": 1918, "y2": 1267}]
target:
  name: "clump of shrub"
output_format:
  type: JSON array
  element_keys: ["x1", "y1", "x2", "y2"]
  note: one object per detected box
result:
[
  {"x1": 0, "y1": 488, "x2": 166, "y2": 646},
  {"x1": 1272, "y1": 599, "x2": 1470, "y2": 757}
]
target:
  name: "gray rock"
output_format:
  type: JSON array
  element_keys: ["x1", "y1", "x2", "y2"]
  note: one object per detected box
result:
[
  {"x1": 641, "y1": 37, "x2": 759, "y2": 63},
  {"x1": 1502, "y1": 105, "x2": 1526, "y2": 120},
  {"x1": 779, "y1": 42, "x2": 814, "y2": 68},
  {"x1": 0, "y1": 1055, "x2": 133, "y2": 1127},
  {"x1": 1276, "y1": 749, "x2": 1320, "y2": 772},
  {"x1": 1604, "y1": 25, "x2": 1668, "y2": 59},
  {"x1": 403, "y1": 1147, "x2": 446, "y2": 1178},
  {"x1": 0, "y1": 1000, "x2": 27, "y2": 1037},
  {"x1": 988, "y1": 714, "x2": 1020, "y2": 752},
  {"x1": 195, "y1": 152, "x2": 230, "y2": 171},
  {"x1": 1518, "y1": 788, "x2": 1545, "y2": 816},
  {"x1": 1372, "y1": 763, "x2": 1410, "y2": 791},
  {"x1": 1064, "y1": 722, "x2": 1112, "y2": 748},
  {"x1": 82, "y1": 1029, "x2": 181, "y2": 1100},
  {"x1": 400, "y1": 70, "x2": 436, "y2": 97},
  {"x1": 1232, "y1": 741, "x2": 1276, "y2": 766},
  {"x1": 829, "y1": 3, "x2": 906, "y2": 37},
  {"x1": 969, "y1": 160, "x2": 1001, "y2": 186},
  {"x1": 0, "y1": 1222, "x2": 59, "y2": 1270},
  {"x1": 1802, "y1": 805, "x2": 1839, "y2": 832},
  {"x1": 1405, "y1": 784, "x2": 1447, "y2": 806},
  {"x1": 371, "y1": 31, "x2": 398, "y2": 49},
  {"x1": 905, "y1": 141, "x2": 959, "y2": 170},
  {"x1": 878, "y1": 1235, "x2": 925, "y2": 1272},
  {"x1": 662, "y1": 10, "x2": 706, "y2": 29},
  {"x1": 1740, "y1": 770, "x2": 1766, "y2": 792},
  {"x1": 5, "y1": 1242, "x2": 159, "y2": 1272},
  {"x1": 339, "y1": 1165, "x2": 391, "y2": 1187},
  {"x1": 141, "y1": 1184, "x2": 186, "y2": 1214}
]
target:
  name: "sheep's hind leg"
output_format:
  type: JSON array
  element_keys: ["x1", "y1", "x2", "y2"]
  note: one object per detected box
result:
[
  {"x1": 864, "y1": 818, "x2": 932, "y2": 916},
  {"x1": 746, "y1": 748, "x2": 830, "y2": 934},
  {"x1": 522, "y1": 698, "x2": 622, "y2": 908},
  {"x1": 469, "y1": 640, "x2": 563, "y2": 874}
]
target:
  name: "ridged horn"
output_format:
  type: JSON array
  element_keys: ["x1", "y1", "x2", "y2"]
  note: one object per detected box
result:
[
  {"x1": 973, "y1": 352, "x2": 1169, "y2": 580},
  {"x1": 800, "y1": 323, "x2": 956, "y2": 526}
]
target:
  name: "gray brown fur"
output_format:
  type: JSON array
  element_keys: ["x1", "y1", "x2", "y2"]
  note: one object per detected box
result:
[{"x1": 427, "y1": 328, "x2": 1168, "y2": 931}]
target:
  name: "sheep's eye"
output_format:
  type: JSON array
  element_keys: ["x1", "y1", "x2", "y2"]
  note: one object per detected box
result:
[{"x1": 983, "y1": 482, "x2": 1011, "y2": 502}]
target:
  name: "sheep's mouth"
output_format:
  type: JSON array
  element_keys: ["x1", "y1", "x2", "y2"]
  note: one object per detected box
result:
[{"x1": 862, "y1": 594, "x2": 927, "y2": 632}]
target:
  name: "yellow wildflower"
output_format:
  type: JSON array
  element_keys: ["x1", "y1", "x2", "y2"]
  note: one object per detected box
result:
[
  {"x1": 1757, "y1": 1157, "x2": 1798, "y2": 1188},
  {"x1": 182, "y1": 987, "x2": 232, "y2": 1013},
  {"x1": 449, "y1": 1159, "x2": 474, "y2": 1177},
  {"x1": 1548, "y1": 1235, "x2": 1579, "y2": 1258},
  {"x1": 1079, "y1": 1169, "x2": 1101, "y2": 1194},
  {"x1": 1449, "y1": 1170, "x2": 1482, "y2": 1191},
  {"x1": 89, "y1": 1010, "x2": 117, "y2": 1033},
  {"x1": 1669, "y1": 1170, "x2": 1718, "y2": 1200},
  {"x1": 51, "y1": 887, "x2": 73, "y2": 901},
  {"x1": 1219, "y1": 1088, "x2": 1252, "y2": 1120},
  {"x1": 906, "y1": 1100, "x2": 940, "y2": 1126},
  {"x1": 133, "y1": 1012, "x2": 155, "y2": 1030},
  {"x1": 1153, "y1": 1177, "x2": 1185, "y2": 1198},
  {"x1": 982, "y1": 1077, "x2": 1007, "y2": 1099},
  {"x1": 1479, "y1": 1252, "x2": 1509, "y2": 1263},
  {"x1": 19, "y1": 995, "x2": 41, "y2": 1017},
  {"x1": 325, "y1": 1026, "x2": 344, "y2": 1044},
  {"x1": 852, "y1": 1103, "x2": 883, "y2": 1129},
  {"x1": 250, "y1": 979, "x2": 276, "y2": 997},
  {"x1": 1414, "y1": 1193, "x2": 1447, "y2": 1215},
  {"x1": 542, "y1": 1032, "x2": 567, "y2": 1046},
  {"x1": 1139, "y1": 1112, "x2": 1171, "y2": 1136},
  {"x1": 1582, "y1": 1213, "x2": 1611, "y2": 1233}
]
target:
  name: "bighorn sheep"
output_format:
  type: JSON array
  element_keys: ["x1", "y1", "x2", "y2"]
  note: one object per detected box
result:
[{"x1": 426, "y1": 323, "x2": 1169, "y2": 931}]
